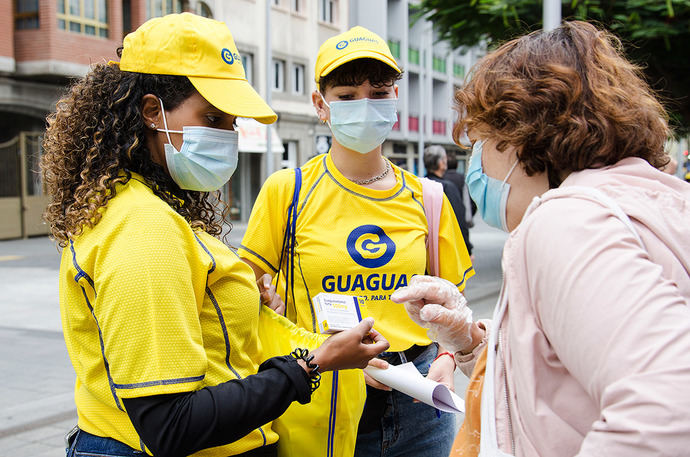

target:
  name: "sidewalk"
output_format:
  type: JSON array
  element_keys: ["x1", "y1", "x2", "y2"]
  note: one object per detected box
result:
[{"x1": 0, "y1": 221, "x2": 505, "y2": 456}]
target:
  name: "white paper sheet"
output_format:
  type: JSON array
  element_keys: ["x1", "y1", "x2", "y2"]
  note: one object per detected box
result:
[{"x1": 364, "y1": 362, "x2": 465, "y2": 414}]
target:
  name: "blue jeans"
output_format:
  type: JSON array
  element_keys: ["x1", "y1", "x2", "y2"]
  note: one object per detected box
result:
[
  {"x1": 354, "y1": 345, "x2": 456, "y2": 457},
  {"x1": 65, "y1": 427, "x2": 279, "y2": 457},
  {"x1": 65, "y1": 428, "x2": 144, "y2": 457}
]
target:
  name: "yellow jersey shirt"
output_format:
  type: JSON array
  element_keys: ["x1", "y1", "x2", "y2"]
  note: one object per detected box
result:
[
  {"x1": 239, "y1": 153, "x2": 474, "y2": 352},
  {"x1": 60, "y1": 173, "x2": 278, "y2": 456}
]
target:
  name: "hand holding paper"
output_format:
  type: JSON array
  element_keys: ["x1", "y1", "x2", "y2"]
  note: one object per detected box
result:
[{"x1": 364, "y1": 362, "x2": 465, "y2": 414}]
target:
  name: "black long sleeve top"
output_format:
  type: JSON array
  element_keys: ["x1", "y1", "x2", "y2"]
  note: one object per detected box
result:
[{"x1": 122, "y1": 355, "x2": 311, "y2": 457}]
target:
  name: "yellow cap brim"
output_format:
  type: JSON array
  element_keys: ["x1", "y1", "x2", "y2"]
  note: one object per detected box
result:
[
  {"x1": 319, "y1": 50, "x2": 402, "y2": 81},
  {"x1": 188, "y1": 76, "x2": 277, "y2": 124}
]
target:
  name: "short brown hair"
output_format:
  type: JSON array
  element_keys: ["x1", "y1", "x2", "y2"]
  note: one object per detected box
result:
[
  {"x1": 453, "y1": 21, "x2": 670, "y2": 187},
  {"x1": 318, "y1": 58, "x2": 402, "y2": 92}
]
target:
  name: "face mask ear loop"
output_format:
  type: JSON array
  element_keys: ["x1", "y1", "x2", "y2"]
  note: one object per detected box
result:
[
  {"x1": 502, "y1": 159, "x2": 519, "y2": 186},
  {"x1": 157, "y1": 97, "x2": 173, "y2": 146},
  {"x1": 318, "y1": 92, "x2": 332, "y2": 128}
]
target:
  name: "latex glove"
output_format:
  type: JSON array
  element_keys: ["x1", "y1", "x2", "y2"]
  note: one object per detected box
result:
[
  {"x1": 391, "y1": 275, "x2": 474, "y2": 354},
  {"x1": 257, "y1": 273, "x2": 285, "y2": 315}
]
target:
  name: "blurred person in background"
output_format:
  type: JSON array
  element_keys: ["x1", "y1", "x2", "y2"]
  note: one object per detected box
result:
[{"x1": 424, "y1": 145, "x2": 472, "y2": 256}]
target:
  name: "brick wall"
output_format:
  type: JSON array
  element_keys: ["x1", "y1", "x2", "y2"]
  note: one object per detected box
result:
[
  {"x1": 14, "y1": 0, "x2": 149, "y2": 70},
  {"x1": 0, "y1": 1, "x2": 14, "y2": 59}
]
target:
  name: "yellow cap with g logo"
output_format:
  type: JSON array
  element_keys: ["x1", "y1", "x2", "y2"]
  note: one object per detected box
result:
[
  {"x1": 315, "y1": 26, "x2": 402, "y2": 88},
  {"x1": 115, "y1": 13, "x2": 276, "y2": 124}
]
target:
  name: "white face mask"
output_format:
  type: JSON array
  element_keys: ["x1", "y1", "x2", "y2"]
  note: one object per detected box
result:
[
  {"x1": 320, "y1": 93, "x2": 398, "y2": 154},
  {"x1": 156, "y1": 98, "x2": 239, "y2": 192}
]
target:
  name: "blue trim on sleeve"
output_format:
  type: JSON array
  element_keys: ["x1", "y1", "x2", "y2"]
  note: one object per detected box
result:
[
  {"x1": 195, "y1": 235, "x2": 268, "y2": 446},
  {"x1": 193, "y1": 233, "x2": 216, "y2": 274},
  {"x1": 238, "y1": 244, "x2": 279, "y2": 274},
  {"x1": 455, "y1": 266, "x2": 475, "y2": 288},
  {"x1": 113, "y1": 375, "x2": 205, "y2": 389},
  {"x1": 69, "y1": 240, "x2": 96, "y2": 296}
]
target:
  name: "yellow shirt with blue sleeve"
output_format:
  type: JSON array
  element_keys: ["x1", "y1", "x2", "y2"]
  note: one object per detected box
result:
[
  {"x1": 60, "y1": 173, "x2": 277, "y2": 456},
  {"x1": 239, "y1": 153, "x2": 474, "y2": 352}
]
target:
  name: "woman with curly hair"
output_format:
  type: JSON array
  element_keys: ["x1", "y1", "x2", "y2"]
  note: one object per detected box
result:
[
  {"x1": 391, "y1": 21, "x2": 690, "y2": 456},
  {"x1": 43, "y1": 13, "x2": 388, "y2": 457}
]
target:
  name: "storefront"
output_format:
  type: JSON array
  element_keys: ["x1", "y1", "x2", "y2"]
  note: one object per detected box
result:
[{"x1": 224, "y1": 118, "x2": 284, "y2": 222}]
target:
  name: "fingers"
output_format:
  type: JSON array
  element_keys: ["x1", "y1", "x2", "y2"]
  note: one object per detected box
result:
[
  {"x1": 391, "y1": 275, "x2": 457, "y2": 304},
  {"x1": 273, "y1": 298, "x2": 285, "y2": 315},
  {"x1": 364, "y1": 371, "x2": 392, "y2": 391},
  {"x1": 353, "y1": 317, "x2": 375, "y2": 337},
  {"x1": 367, "y1": 357, "x2": 389, "y2": 370},
  {"x1": 257, "y1": 273, "x2": 272, "y2": 291}
]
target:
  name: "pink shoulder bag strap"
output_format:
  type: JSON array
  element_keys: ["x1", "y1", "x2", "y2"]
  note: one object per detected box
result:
[{"x1": 420, "y1": 177, "x2": 444, "y2": 276}]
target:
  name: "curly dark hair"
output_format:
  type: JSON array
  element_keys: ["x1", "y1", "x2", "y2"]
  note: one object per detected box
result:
[
  {"x1": 42, "y1": 59, "x2": 228, "y2": 247},
  {"x1": 453, "y1": 21, "x2": 671, "y2": 187},
  {"x1": 318, "y1": 58, "x2": 403, "y2": 92}
]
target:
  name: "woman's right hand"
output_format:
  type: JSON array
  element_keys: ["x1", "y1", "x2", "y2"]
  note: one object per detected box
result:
[
  {"x1": 310, "y1": 318, "x2": 390, "y2": 372},
  {"x1": 257, "y1": 273, "x2": 285, "y2": 315},
  {"x1": 391, "y1": 275, "x2": 483, "y2": 354}
]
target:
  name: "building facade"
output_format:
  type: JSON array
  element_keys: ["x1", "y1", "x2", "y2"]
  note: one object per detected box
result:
[{"x1": 0, "y1": 0, "x2": 478, "y2": 239}]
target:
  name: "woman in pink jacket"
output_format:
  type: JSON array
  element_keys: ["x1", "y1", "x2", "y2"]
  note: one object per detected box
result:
[{"x1": 392, "y1": 21, "x2": 690, "y2": 457}]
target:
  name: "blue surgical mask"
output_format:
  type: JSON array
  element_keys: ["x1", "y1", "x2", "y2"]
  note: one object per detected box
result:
[
  {"x1": 465, "y1": 140, "x2": 519, "y2": 231},
  {"x1": 321, "y1": 94, "x2": 398, "y2": 154},
  {"x1": 157, "y1": 98, "x2": 238, "y2": 192}
]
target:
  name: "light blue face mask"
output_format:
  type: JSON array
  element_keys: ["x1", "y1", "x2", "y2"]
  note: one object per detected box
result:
[
  {"x1": 465, "y1": 140, "x2": 519, "y2": 231},
  {"x1": 321, "y1": 94, "x2": 398, "y2": 154},
  {"x1": 157, "y1": 98, "x2": 239, "y2": 192}
]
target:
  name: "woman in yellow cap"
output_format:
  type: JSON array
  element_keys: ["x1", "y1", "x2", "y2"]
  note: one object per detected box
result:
[
  {"x1": 42, "y1": 13, "x2": 389, "y2": 457},
  {"x1": 239, "y1": 26, "x2": 473, "y2": 457}
]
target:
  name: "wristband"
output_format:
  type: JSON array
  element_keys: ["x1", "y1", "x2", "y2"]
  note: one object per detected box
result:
[
  {"x1": 290, "y1": 348, "x2": 321, "y2": 393},
  {"x1": 433, "y1": 351, "x2": 455, "y2": 364}
]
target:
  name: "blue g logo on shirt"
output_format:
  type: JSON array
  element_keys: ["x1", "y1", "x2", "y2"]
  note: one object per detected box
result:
[
  {"x1": 347, "y1": 225, "x2": 396, "y2": 268},
  {"x1": 336, "y1": 40, "x2": 349, "y2": 50},
  {"x1": 221, "y1": 48, "x2": 234, "y2": 65}
]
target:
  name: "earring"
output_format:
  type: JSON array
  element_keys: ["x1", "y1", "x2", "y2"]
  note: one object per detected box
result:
[{"x1": 151, "y1": 123, "x2": 156, "y2": 128}]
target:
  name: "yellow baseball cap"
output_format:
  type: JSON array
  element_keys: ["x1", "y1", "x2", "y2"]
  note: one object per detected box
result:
[
  {"x1": 314, "y1": 26, "x2": 402, "y2": 88},
  {"x1": 115, "y1": 13, "x2": 276, "y2": 124}
]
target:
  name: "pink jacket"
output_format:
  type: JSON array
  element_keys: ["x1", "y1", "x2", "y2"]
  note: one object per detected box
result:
[{"x1": 458, "y1": 158, "x2": 690, "y2": 456}]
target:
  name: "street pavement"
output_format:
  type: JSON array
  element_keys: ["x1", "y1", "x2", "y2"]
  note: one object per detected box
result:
[{"x1": 0, "y1": 219, "x2": 506, "y2": 456}]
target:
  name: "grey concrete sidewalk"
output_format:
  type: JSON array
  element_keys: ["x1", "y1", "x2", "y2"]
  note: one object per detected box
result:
[{"x1": 0, "y1": 220, "x2": 505, "y2": 456}]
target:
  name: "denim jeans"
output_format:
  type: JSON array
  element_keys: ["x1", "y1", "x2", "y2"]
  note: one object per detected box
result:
[
  {"x1": 65, "y1": 428, "x2": 144, "y2": 457},
  {"x1": 65, "y1": 427, "x2": 279, "y2": 457},
  {"x1": 354, "y1": 344, "x2": 456, "y2": 457}
]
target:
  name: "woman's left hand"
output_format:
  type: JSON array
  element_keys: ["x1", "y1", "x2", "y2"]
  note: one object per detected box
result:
[{"x1": 426, "y1": 350, "x2": 456, "y2": 392}]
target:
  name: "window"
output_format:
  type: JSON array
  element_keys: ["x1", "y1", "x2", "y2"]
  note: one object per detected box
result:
[
  {"x1": 432, "y1": 55, "x2": 446, "y2": 73},
  {"x1": 272, "y1": 0, "x2": 280, "y2": 5},
  {"x1": 292, "y1": 63, "x2": 305, "y2": 95},
  {"x1": 292, "y1": 0, "x2": 300, "y2": 12},
  {"x1": 122, "y1": 0, "x2": 132, "y2": 34},
  {"x1": 241, "y1": 52, "x2": 254, "y2": 85},
  {"x1": 57, "y1": 0, "x2": 108, "y2": 37},
  {"x1": 273, "y1": 59, "x2": 285, "y2": 92},
  {"x1": 453, "y1": 63, "x2": 465, "y2": 79},
  {"x1": 145, "y1": 0, "x2": 183, "y2": 19},
  {"x1": 15, "y1": 0, "x2": 39, "y2": 29},
  {"x1": 198, "y1": 1, "x2": 212, "y2": 18},
  {"x1": 408, "y1": 47, "x2": 420, "y2": 65},
  {"x1": 319, "y1": 0, "x2": 334, "y2": 23},
  {"x1": 387, "y1": 40, "x2": 401, "y2": 59}
]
